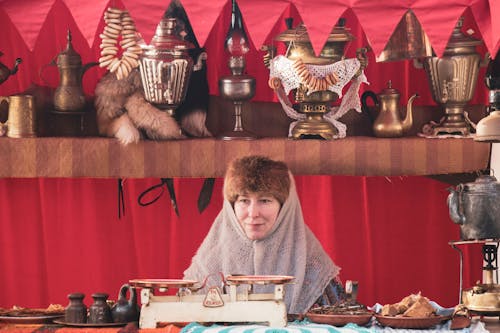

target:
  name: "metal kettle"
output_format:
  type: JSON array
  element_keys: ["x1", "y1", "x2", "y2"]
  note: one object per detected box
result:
[
  {"x1": 361, "y1": 80, "x2": 419, "y2": 137},
  {"x1": 448, "y1": 174, "x2": 500, "y2": 240},
  {"x1": 53, "y1": 30, "x2": 97, "y2": 112},
  {"x1": 0, "y1": 51, "x2": 22, "y2": 85},
  {"x1": 110, "y1": 284, "x2": 140, "y2": 323}
]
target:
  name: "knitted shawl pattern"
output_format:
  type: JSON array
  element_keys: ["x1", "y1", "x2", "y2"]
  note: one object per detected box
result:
[{"x1": 183, "y1": 176, "x2": 340, "y2": 314}]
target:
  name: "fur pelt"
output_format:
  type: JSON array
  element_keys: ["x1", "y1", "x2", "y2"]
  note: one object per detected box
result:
[{"x1": 95, "y1": 69, "x2": 211, "y2": 145}]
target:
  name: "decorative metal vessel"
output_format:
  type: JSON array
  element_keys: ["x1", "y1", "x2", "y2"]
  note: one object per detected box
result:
[
  {"x1": 421, "y1": 17, "x2": 483, "y2": 136},
  {"x1": 266, "y1": 19, "x2": 367, "y2": 139},
  {"x1": 54, "y1": 30, "x2": 97, "y2": 112},
  {"x1": 447, "y1": 174, "x2": 500, "y2": 240},
  {"x1": 139, "y1": 17, "x2": 194, "y2": 115}
]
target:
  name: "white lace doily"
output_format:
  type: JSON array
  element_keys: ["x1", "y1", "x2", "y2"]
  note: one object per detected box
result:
[{"x1": 269, "y1": 55, "x2": 368, "y2": 138}]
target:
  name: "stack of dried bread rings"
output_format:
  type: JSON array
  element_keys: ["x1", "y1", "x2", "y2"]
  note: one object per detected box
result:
[
  {"x1": 99, "y1": 7, "x2": 142, "y2": 80},
  {"x1": 292, "y1": 58, "x2": 339, "y2": 92}
]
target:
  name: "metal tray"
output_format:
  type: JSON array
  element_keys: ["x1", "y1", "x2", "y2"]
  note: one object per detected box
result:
[
  {"x1": 375, "y1": 314, "x2": 449, "y2": 329},
  {"x1": 306, "y1": 312, "x2": 373, "y2": 326}
]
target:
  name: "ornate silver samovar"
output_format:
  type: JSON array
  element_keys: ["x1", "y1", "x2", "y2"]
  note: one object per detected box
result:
[
  {"x1": 421, "y1": 17, "x2": 483, "y2": 136},
  {"x1": 265, "y1": 19, "x2": 367, "y2": 139},
  {"x1": 139, "y1": 17, "x2": 194, "y2": 115}
]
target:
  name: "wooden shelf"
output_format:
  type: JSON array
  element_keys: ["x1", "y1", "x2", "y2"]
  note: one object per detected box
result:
[{"x1": 0, "y1": 136, "x2": 490, "y2": 178}]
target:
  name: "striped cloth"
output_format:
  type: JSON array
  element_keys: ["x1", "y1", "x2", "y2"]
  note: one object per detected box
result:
[{"x1": 180, "y1": 319, "x2": 487, "y2": 333}]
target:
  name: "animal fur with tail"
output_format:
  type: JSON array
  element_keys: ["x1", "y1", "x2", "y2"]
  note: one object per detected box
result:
[{"x1": 94, "y1": 68, "x2": 211, "y2": 145}]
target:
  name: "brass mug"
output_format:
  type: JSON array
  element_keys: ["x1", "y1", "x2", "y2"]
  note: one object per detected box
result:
[{"x1": 0, "y1": 95, "x2": 37, "y2": 138}]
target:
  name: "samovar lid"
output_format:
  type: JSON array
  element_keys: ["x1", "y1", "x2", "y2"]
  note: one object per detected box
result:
[
  {"x1": 57, "y1": 30, "x2": 82, "y2": 66},
  {"x1": 462, "y1": 174, "x2": 500, "y2": 192},
  {"x1": 275, "y1": 18, "x2": 354, "y2": 44},
  {"x1": 151, "y1": 17, "x2": 194, "y2": 50},
  {"x1": 445, "y1": 17, "x2": 482, "y2": 50}
]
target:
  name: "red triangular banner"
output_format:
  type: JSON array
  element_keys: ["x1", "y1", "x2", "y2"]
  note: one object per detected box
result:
[
  {"x1": 412, "y1": 0, "x2": 469, "y2": 58},
  {"x1": 352, "y1": 0, "x2": 410, "y2": 59},
  {"x1": 292, "y1": 0, "x2": 349, "y2": 56},
  {"x1": 2, "y1": 0, "x2": 55, "y2": 51},
  {"x1": 121, "y1": 0, "x2": 169, "y2": 44},
  {"x1": 62, "y1": 0, "x2": 109, "y2": 48},
  {"x1": 181, "y1": 0, "x2": 227, "y2": 47},
  {"x1": 238, "y1": 0, "x2": 289, "y2": 50}
]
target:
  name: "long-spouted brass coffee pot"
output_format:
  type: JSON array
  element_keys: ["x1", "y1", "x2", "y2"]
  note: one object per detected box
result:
[{"x1": 53, "y1": 30, "x2": 97, "y2": 112}]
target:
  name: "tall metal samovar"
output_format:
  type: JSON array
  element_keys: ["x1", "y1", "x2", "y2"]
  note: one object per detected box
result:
[
  {"x1": 421, "y1": 17, "x2": 483, "y2": 136},
  {"x1": 264, "y1": 18, "x2": 367, "y2": 139},
  {"x1": 139, "y1": 17, "x2": 194, "y2": 115}
]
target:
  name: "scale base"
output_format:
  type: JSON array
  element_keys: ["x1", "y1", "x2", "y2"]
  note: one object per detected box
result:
[{"x1": 139, "y1": 294, "x2": 287, "y2": 328}]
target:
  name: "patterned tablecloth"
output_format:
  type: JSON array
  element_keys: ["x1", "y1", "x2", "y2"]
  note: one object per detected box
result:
[{"x1": 180, "y1": 319, "x2": 488, "y2": 333}]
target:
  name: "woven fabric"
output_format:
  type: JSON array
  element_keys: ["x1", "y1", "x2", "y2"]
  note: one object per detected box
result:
[
  {"x1": 183, "y1": 175, "x2": 340, "y2": 315},
  {"x1": 269, "y1": 56, "x2": 368, "y2": 138}
]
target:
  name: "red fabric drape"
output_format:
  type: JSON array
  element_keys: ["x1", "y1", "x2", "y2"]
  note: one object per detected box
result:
[{"x1": 0, "y1": 176, "x2": 482, "y2": 309}]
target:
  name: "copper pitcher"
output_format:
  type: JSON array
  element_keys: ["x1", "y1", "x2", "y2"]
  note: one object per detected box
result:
[{"x1": 361, "y1": 81, "x2": 419, "y2": 137}]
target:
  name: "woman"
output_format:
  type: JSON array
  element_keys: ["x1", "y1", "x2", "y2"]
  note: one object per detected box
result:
[{"x1": 183, "y1": 155, "x2": 343, "y2": 315}]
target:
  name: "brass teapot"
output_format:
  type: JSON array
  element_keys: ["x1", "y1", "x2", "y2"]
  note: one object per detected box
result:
[
  {"x1": 0, "y1": 52, "x2": 22, "y2": 85},
  {"x1": 361, "y1": 81, "x2": 418, "y2": 137}
]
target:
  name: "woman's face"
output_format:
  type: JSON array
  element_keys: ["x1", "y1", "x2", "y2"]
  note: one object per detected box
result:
[{"x1": 234, "y1": 192, "x2": 281, "y2": 240}]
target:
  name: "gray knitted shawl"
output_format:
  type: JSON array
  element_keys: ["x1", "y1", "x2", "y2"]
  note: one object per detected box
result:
[{"x1": 183, "y1": 176, "x2": 340, "y2": 314}]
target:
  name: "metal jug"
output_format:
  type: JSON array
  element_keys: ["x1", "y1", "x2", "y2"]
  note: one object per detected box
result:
[
  {"x1": 110, "y1": 284, "x2": 140, "y2": 323},
  {"x1": 361, "y1": 80, "x2": 419, "y2": 137},
  {"x1": 52, "y1": 30, "x2": 97, "y2": 112},
  {"x1": 448, "y1": 174, "x2": 500, "y2": 240}
]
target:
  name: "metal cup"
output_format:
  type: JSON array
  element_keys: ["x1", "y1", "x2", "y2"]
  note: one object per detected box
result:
[{"x1": 0, "y1": 94, "x2": 37, "y2": 138}]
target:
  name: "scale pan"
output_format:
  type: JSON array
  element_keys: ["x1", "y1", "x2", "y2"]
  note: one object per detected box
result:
[
  {"x1": 129, "y1": 279, "x2": 198, "y2": 288},
  {"x1": 225, "y1": 275, "x2": 295, "y2": 284}
]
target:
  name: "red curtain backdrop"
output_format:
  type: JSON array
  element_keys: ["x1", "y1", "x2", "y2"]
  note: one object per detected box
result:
[
  {"x1": 0, "y1": 0, "x2": 487, "y2": 312},
  {"x1": 0, "y1": 176, "x2": 482, "y2": 309}
]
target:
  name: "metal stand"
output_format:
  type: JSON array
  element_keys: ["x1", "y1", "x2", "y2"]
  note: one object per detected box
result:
[{"x1": 449, "y1": 239, "x2": 500, "y2": 305}]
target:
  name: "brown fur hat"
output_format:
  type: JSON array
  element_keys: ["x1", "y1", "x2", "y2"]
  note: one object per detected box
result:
[{"x1": 223, "y1": 155, "x2": 291, "y2": 205}]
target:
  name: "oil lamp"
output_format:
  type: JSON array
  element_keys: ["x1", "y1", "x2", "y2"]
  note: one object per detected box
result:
[{"x1": 218, "y1": 0, "x2": 256, "y2": 140}]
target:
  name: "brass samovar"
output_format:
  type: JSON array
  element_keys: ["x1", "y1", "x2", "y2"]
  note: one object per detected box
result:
[
  {"x1": 264, "y1": 18, "x2": 367, "y2": 139},
  {"x1": 421, "y1": 17, "x2": 483, "y2": 136}
]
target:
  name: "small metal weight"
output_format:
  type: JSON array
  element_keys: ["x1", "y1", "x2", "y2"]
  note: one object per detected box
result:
[
  {"x1": 88, "y1": 293, "x2": 113, "y2": 324},
  {"x1": 65, "y1": 292, "x2": 87, "y2": 323}
]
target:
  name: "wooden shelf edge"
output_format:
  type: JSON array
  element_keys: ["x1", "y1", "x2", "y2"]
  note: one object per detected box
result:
[{"x1": 0, "y1": 136, "x2": 491, "y2": 178}]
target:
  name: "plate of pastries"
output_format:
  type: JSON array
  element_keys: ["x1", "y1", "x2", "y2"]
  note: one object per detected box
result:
[
  {"x1": 0, "y1": 304, "x2": 65, "y2": 324},
  {"x1": 375, "y1": 293, "x2": 449, "y2": 329}
]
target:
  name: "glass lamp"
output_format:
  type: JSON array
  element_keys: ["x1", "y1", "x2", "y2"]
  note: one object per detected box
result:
[
  {"x1": 218, "y1": 0, "x2": 256, "y2": 140},
  {"x1": 476, "y1": 50, "x2": 500, "y2": 142}
]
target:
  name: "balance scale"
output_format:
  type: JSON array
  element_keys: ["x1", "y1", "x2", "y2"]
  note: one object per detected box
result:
[{"x1": 129, "y1": 275, "x2": 294, "y2": 328}]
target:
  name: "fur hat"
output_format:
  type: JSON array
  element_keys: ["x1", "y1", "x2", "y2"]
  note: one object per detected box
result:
[{"x1": 223, "y1": 155, "x2": 291, "y2": 205}]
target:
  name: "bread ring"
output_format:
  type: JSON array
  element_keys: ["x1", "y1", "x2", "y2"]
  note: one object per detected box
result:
[
  {"x1": 268, "y1": 77, "x2": 282, "y2": 90},
  {"x1": 99, "y1": 7, "x2": 140, "y2": 78}
]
